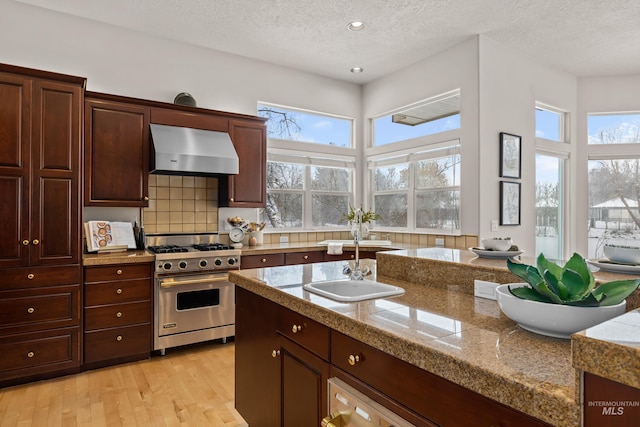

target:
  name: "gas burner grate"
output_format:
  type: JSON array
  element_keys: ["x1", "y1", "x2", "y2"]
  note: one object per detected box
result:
[
  {"x1": 147, "y1": 245, "x2": 189, "y2": 254},
  {"x1": 192, "y1": 243, "x2": 234, "y2": 251}
]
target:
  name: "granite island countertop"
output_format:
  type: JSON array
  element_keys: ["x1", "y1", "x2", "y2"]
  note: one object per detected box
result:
[{"x1": 229, "y1": 255, "x2": 580, "y2": 427}]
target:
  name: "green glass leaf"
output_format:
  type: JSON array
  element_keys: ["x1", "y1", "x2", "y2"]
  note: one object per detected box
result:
[
  {"x1": 509, "y1": 286, "x2": 553, "y2": 303},
  {"x1": 507, "y1": 259, "x2": 530, "y2": 282},
  {"x1": 528, "y1": 274, "x2": 563, "y2": 304},
  {"x1": 564, "y1": 253, "x2": 595, "y2": 295},
  {"x1": 592, "y1": 279, "x2": 640, "y2": 306},
  {"x1": 536, "y1": 253, "x2": 562, "y2": 281},
  {"x1": 543, "y1": 269, "x2": 567, "y2": 299},
  {"x1": 564, "y1": 293, "x2": 603, "y2": 307},
  {"x1": 561, "y1": 268, "x2": 589, "y2": 300}
]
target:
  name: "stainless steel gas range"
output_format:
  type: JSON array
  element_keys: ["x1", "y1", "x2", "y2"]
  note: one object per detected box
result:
[{"x1": 146, "y1": 234, "x2": 241, "y2": 355}]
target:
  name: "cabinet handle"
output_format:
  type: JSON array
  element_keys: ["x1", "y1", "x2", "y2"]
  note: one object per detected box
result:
[
  {"x1": 292, "y1": 324, "x2": 303, "y2": 333},
  {"x1": 350, "y1": 254, "x2": 355, "y2": 259},
  {"x1": 32, "y1": 239, "x2": 39, "y2": 245},
  {"x1": 116, "y1": 311, "x2": 123, "y2": 318},
  {"x1": 116, "y1": 288, "x2": 123, "y2": 294},
  {"x1": 271, "y1": 349, "x2": 280, "y2": 358},
  {"x1": 27, "y1": 273, "x2": 35, "y2": 280},
  {"x1": 144, "y1": 196, "x2": 149, "y2": 201},
  {"x1": 303, "y1": 255, "x2": 309, "y2": 260},
  {"x1": 261, "y1": 258, "x2": 267, "y2": 263},
  {"x1": 348, "y1": 354, "x2": 360, "y2": 366},
  {"x1": 27, "y1": 307, "x2": 35, "y2": 314},
  {"x1": 116, "y1": 269, "x2": 123, "y2": 275},
  {"x1": 22, "y1": 240, "x2": 29, "y2": 246},
  {"x1": 27, "y1": 351, "x2": 35, "y2": 358},
  {"x1": 116, "y1": 335, "x2": 123, "y2": 342},
  {"x1": 230, "y1": 198, "x2": 234, "y2": 203}
]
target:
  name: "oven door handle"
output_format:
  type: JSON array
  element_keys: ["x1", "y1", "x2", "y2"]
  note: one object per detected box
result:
[{"x1": 160, "y1": 275, "x2": 230, "y2": 288}]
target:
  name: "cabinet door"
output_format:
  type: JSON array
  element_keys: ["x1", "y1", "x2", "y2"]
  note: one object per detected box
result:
[
  {"x1": 31, "y1": 80, "x2": 82, "y2": 265},
  {"x1": 222, "y1": 120, "x2": 266, "y2": 207},
  {"x1": 0, "y1": 72, "x2": 31, "y2": 268},
  {"x1": 235, "y1": 287, "x2": 280, "y2": 427},
  {"x1": 279, "y1": 336, "x2": 329, "y2": 427},
  {"x1": 85, "y1": 99, "x2": 150, "y2": 207}
]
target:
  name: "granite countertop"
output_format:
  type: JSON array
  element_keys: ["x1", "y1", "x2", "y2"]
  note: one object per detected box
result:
[
  {"x1": 229, "y1": 254, "x2": 580, "y2": 427},
  {"x1": 83, "y1": 249, "x2": 155, "y2": 266}
]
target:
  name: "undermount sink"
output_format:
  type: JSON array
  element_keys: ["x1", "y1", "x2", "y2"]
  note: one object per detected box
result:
[{"x1": 303, "y1": 279, "x2": 404, "y2": 302}]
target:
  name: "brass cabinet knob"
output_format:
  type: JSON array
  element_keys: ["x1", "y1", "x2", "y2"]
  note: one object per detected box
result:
[
  {"x1": 261, "y1": 258, "x2": 267, "y2": 263},
  {"x1": 116, "y1": 288, "x2": 123, "y2": 294},
  {"x1": 144, "y1": 196, "x2": 149, "y2": 201},
  {"x1": 116, "y1": 269, "x2": 123, "y2": 275},
  {"x1": 27, "y1": 273, "x2": 35, "y2": 280},
  {"x1": 116, "y1": 335, "x2": 123, "y2": 342},
  {"x1": 22, "y1": 240, "x2": 29, "y2": 246},
  {"x1": 32, "y1": 239, "x2": 39, "y2": 245},
  {"x1": 27, "y1": 307, "x2": 35, "y2": 314},
  {"x1": 271, "y1": 349, "x2": 280, "y2": 358},
  {"x1": 230, "y1": 198, "x2": 234, "y2": 203},
  {"x1": 27, "y1": 351, "x2": 35, "y2": 358},
  {"x1": 303, "y1": 255, "x2": 309, "y2": 260},
  {"x1": 292, "y1": 324, "x2": 303, "y2": 334},
  {"x1": 350, "y1": 254, "x2": 355, "y2": 259},
  {"x1": 116, "y1": 311, "x2": 122, "y2": 318},
  {"x1": 348, "y1": 354, "x2": 360, "y2": 366}
]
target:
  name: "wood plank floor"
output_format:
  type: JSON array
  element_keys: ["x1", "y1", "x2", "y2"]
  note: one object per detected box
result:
[{"x1": 0, "y1": 341, "x2": 248, "y2": 427}]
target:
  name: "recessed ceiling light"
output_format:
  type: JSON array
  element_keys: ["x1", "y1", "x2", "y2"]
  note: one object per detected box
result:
[
  {"x1": 347, "y1": 21, "x2": 365, "y2": 31},
  {"x1": 351, "y1": 67, "x2": 364, "y2": 73}
]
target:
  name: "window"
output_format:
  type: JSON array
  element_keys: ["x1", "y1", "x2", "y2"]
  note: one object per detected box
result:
[
  {"x1": 588, "y1": 113, "x2": 640, "y2": 144},
  {"x1": 586, "y1": 112, "x2": 640, "y2": 258},
  {"x1": 258, "y1": 103, "x2": 355, "y2": 230},
  {"x1": 371, "y1": 145, "x2": 461, "y2": 232},
  {"x1": 373, "y1": 90, "x2": 460, "y2": 146},
  {"x1": 535, "y1": 105, "x2": 564, "y2": 142},
  {"x1": 535, "y1": 154, "x2": 563, "y2": 260}
]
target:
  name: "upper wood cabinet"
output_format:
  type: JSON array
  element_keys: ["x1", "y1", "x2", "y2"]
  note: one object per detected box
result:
[
  {"x1": 0, "y1": 65, "x2": 84, "y2": 268},
  {"x1": 84, "y1": 94, "x2": 150, "y2": 207},
  {"x1": 220, "y1": 119, "x2": 267, "y2": 208}
]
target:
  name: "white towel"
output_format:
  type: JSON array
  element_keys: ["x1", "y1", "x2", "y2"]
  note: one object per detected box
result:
[{"x1": 327, "y1": 242, "x2": 343, "y2": 255}]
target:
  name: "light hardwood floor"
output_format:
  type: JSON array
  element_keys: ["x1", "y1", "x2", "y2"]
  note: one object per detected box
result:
[{"x1": 0, "y1": 341, "x2": 248, "y2": 427}]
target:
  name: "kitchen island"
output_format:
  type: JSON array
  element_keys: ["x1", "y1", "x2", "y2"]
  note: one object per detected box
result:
[{"x1": 229, "y1": 248, "x2": 580, "y2": 426}]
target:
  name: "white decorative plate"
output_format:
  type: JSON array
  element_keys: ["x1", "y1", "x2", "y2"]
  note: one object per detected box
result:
[
  {"x1": 587, "y1": 260, "x2": 640, "y2": 275},
  {"x1": 469, "y1": 248, "x2": 524, "y2": 259}
]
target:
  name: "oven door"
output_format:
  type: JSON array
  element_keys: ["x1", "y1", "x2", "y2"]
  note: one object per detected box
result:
[{"x1": 157, "y1": 272, "x2": 234, "y2": 337}]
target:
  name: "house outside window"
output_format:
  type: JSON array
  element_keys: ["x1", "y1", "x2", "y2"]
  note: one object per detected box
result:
[{"x1": 258, "y1": 103, "x2": 355, "y2": 230}]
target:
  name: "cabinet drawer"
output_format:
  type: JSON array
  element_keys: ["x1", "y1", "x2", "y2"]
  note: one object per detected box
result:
[
  {"x1": 331, "y1": 331, "x2": 549, "y2": 427},
  {"x1": 84, "y1": 263, "x2": 151, "y2": 282},
  {"x1": 3, "y1": 265, "x2": 80, "y2": 290},
  {"x1": 84, "y1": 324, "x2": 151, "y2": 364},
  {"x1": 85, "y1": 278, "x2": 151, "y2": 305},
  {"x1": 85, "y1": 301, "x2": 151, "y2": 331},
  {"x1": 277, "y1": 306, "x2": 330, "y2": 360},
  {"x1": 0, "y1": 328, "x2": 79, "y2": 374},
  {"x1": 323, "y1": 251, "x2": 378, "y2": 262},
  {"x1": 285, "y1": 251, "x2": 324, "y2": 265},
  {"x1": 150, "y1": 107, "x2": 228, "y2": 132},
  {"x1": 242, "y1": 253, "x2": 285, "y2": 269},
  {"x1": 0, "y1": 285, "x2": 80, "y2": 333}
]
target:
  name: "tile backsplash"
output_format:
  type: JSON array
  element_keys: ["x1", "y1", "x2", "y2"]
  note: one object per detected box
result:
[{"x1": 143, "y1": 175, "x2": 219, "y2": 233}]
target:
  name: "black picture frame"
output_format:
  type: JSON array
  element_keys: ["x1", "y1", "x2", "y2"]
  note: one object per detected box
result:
[
  {"x1": 500, "y1": 181, "x2": 521, "y2": 226},
  {"x1": 499, "y1": 132, "x2": 521, "y2": 179}
]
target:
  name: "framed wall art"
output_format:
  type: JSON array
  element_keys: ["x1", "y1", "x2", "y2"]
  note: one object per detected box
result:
[
  {"x1": 500, "y1": 181, "x2": 521, "y2": 226},
  {"x1": 499, "y1": 132, "x2": 521, "y2": 179}
]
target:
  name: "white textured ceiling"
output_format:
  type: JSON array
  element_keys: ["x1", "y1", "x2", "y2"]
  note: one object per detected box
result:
[{"x1": 16, "y1": 0, "x2": 640, "y2": 83}]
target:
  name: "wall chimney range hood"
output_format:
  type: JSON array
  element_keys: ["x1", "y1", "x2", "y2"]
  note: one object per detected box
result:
[{"x1": 150, "y1": 123, "x2": 239, "y2": 176}]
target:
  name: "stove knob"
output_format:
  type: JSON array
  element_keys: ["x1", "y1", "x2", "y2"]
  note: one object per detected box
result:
[
  {"x1": 178, "y1": 261, "x2": 188, "y2": 270},
  {"x1": 199, "y1": 259, "x2": 208, "y2": 268},
  {"x1": 228, "y1": 258, "x2": 236, "y2": 266},
  {"x1": 162, "y1": 262, "x2": 172, "y2": 271},
  {"x1": 214, "y1": 259, "x2": 222, "y2": 266}
]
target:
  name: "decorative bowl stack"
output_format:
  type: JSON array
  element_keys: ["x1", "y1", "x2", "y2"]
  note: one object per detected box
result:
[{"x1": 603, "y1": 244, "x2": 640, "y2": 265}]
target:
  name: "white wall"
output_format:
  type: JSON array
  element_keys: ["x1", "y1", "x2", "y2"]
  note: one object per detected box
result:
[
  {"x1": 478, "y1": 36, "x2": 577, "y2": 255},
  {"x1": 362, "y1": 37, "x2": 480, "y2": 235}
]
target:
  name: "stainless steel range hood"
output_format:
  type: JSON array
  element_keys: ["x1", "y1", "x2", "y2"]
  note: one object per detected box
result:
[{"x1": 150, "y1": 123, "x2": 239, "y2": 176}]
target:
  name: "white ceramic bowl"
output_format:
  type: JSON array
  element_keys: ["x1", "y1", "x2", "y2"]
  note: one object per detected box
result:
[
  {"x1": 481, "y1": 238, "x2": 512, "y2": 251},
  {"x1": 604, "y1": 245, "x2": 640, "y2": 265},
  {"x1": 495, "y1": 284, "x2": 626, "y2": 339}
]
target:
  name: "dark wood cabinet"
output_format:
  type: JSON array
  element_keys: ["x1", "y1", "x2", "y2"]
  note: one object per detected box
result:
[
  {"x1": 285, "y1": 251, "x2": 324, "y2": 265},
  {"x1": 83, "y1": 263, "x2": 153, "y2": 368},
  {"x1": 235, "y1": 287, "x2": 330, "y2": 427},
  {"x1": 220, "y1": 119, "x2": 267, "y2": 208},
  {"x1": 323, "y1": 250, "x2": 377, "y2": 262},
  {"x1": 0, "y1": 63, "x2": 84, "y2": 387},
  {"x1": 583, "y1": 372, "x2": 640, "y2": 426},
  {"x1": 241, "y1": 253, "x2": 285, "y2": 269},
  {"x1": 84, "y1": 94, "x2": 150, "y2": 207}
]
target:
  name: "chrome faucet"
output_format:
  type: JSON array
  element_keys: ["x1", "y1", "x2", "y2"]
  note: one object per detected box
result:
[{"x1": 346, "y1": 208, "x2": 369, "y2": 280}]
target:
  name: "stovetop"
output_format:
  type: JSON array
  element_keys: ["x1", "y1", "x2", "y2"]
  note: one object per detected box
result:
[{"x1": 146, "y1": 234, "x2": 241, "y2": 274}]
